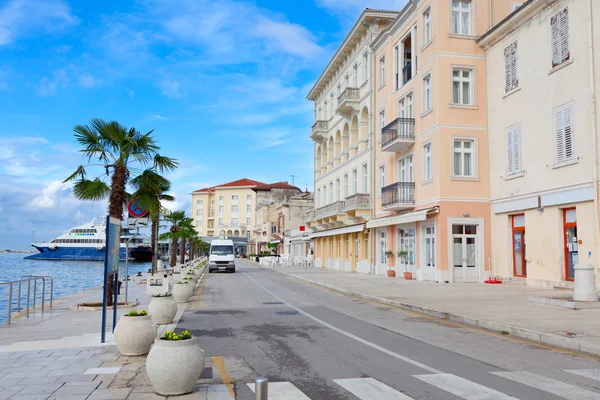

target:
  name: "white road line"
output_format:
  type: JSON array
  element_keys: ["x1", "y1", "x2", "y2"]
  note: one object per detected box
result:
[
  {"x1": 247, "y1": 382, "x2": 311, "y2": 400},
  {"x1": 566, "y1": 369, "x2": 600, "y2": 382},
  {"x1": 243, "y1": 272, "x2": 442, "y2": 374},
  {"x1": 492, "y1": 371, "x2": 600, "y2": 400},
  {"x1": 334, "y1": 377, "x2": 415, "y2": 399},
  {"x1": 415, "y1": 373, "x2": 519, "y2": 399}
]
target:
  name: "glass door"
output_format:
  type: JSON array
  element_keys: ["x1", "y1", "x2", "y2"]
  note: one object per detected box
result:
[
  {"x1": 452, "y1": 224, "x2": 478, "y2": 283},
  {"x1": 397, "y1": 228, "x2": 416, "y2": 275},
  {"x1": 423, "y1": 225, "x2": 436, "y2": 281},
  {"x1": 512, "y1": 215, "x2": 526, "y2": 277},
  {"x1": 563, "y1": 208, "x2": 578, "y2": 281}
]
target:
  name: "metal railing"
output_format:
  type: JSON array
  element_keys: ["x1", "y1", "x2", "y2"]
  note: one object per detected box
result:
[
  {"x1": 1, "y1": 275, "x2": 54, "y2": 324},
  {"x1": 382, "y1": 182, "x2": 415, "y2": 208},
  {"x1": 403, "y1": 62, "x2": 412, "y2": 84},
  {"x1": 381, "y1": 117, "x2": 416, "y2": 148}
]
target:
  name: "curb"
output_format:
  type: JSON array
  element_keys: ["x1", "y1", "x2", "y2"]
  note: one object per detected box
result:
[{"x1": 259, "y1": 263, "x2": 600, "y2": 358}]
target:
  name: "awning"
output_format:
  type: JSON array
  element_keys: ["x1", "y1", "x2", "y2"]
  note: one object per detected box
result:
[
  {"x1": 269, "y1": 239, "x2": 281, "y2": 244},
  {"x1": 289, "y1": 236, "x2": 311, "y2": 242},
  {"x1": 309, "y1": 224, "x2": 364, "y2": 239},
  {"x1": 366, "y1": 207, "x2": 439, "y2": 229}
]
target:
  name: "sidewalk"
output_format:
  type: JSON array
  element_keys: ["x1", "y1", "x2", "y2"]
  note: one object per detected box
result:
[{"x1": 266, "y1": 265, "x2": 600, "y2": 357}]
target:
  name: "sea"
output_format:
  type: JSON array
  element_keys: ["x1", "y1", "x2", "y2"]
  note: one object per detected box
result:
[{"x1": 0, "y1": 252, "x2": 151, "y2": 324}]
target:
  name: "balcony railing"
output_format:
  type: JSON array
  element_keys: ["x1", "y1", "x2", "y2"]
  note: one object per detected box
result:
[
  {"x1": 306, "y1": 209, "x2": 316, "y2": 222},
  {"x1": 402, "y1": 62, "x2": 412, "y2": 85},
  {"x1": 344, "y1": 193, "x2": 370, "y2": 211},
  {"x1": 382, "y1": 182, "x2": 415, "y2": 209},
  {"x1": 381, "y1": 117, "x2": 415, "y2": 152},
  {"x1": 311, "y1": 120, "x2": 328, "y2": 141}
]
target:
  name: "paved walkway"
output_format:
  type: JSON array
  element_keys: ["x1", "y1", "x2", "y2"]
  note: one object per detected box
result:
[{"x1": 264, "y1": 264, "x2": 600, "y2": 357}]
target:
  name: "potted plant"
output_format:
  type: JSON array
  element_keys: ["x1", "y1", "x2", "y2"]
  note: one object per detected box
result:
[
  {"x1": 114, "y1": 310, "x2": 155, "y2": 356},
  {"x1": 148, "y1": 293, "x2": 177, "y2": 324},
  {"x1": 186, "y1": 271, "x2": 198, "y2": 284},
  {"x1": 172, "y1": 281, "x2": 193, "y2": 303},
  {"x1": 146, "y1": 330, "x2": 206, "y2": 396},
  {"x1": 397, "y1": 250, "x2": 412, "y2": 280},
  {"x1": 385, "y1": 250, "x2": 395, "y2": 277}
]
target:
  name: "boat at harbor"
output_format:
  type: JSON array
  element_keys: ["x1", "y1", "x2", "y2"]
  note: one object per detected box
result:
[{"x1": 25, "y1": 218, "x2": 152, "y2": 262}]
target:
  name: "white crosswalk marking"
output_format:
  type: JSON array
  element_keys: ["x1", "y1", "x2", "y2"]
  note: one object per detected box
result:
[
  {"x1": 333, "y1": 377, "x2": 414, "y2": 399},
  {"x1": 492, "y1": 371, "x2": 600, "y2": 400},
  {"x1": 415, "y1": 373, "x2": 519, "y2": 399},
  {"x1": 247, "y1": 382, "x2": 311, "y2": 400},
  {"x1": 566, "y1": 369, "x2": 600, "y2": 382}
]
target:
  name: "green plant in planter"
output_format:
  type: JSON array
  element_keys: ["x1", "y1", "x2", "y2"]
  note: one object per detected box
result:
[
  {"x1": 127, "y1": 309, "x2": 148, "y2": 316},
  {"x1": 176, "y1": 281, "x2": 188, "y2": 284},
  {"x1": 384, "y1": 250, "x2": 394, "y2": 258},
  {"x1": 152, "y1": 292, "x2": 172, "y2": 298},
  {"x1": 397, "y1": 250, "x2": 409, "y2": 272},
  {"x1": 163, "y1": 330, "x2": 192, "y2": 341}
]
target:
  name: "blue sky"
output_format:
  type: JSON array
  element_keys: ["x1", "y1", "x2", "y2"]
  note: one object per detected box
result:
[{"x1": 0, "y1": 0, "x2": 404, "y2": 249}]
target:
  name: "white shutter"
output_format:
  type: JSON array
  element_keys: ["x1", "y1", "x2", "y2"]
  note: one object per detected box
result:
[
  {"x1": 504, "y1": 42, "x2": 518, "y2": 92},
  {"x1": 507, "y1": 129, "x2": 514, "y2": 174},
  {"x1": 504, "y1": 46, "x2": 512, "y2": 92},
  {"x1": 555, "y1": 107, "x2": 566, "y2": 162},
  {"x1": 563, "y1": 105, "x2": 573, "y2": 159},
  {"x1": 551, "y1": 14, "x2": 560, "y2": 67},
  {"x1": 511, "y1": 43, "x2": 518, "y2": 89},
  {"x1": 559, "y1": 8, "x2": 570, "y2": 64},
  {"x1": 513, "y1": 126, "x2": 521, "y2": 173}
]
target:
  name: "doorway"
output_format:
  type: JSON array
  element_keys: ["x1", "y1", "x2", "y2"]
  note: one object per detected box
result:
[
  {"x1": 452, "y1": 224, "x2": 479, "y2": 283},
  {"x1": 512, "y1": 215, "x2": 526, "y2": 277},
  {"x1": 563, "y1": 208, "x2": 578, "y2": 281},
  {"x1": 423, "y1": 225, "x2": 436, "y2": 281},
  {"x1": 354, "y1": 233, "x2": 360, "y2": 271},
  {"x1": 378, "y1": 229, "x2": 387, "y2": 274},
  {"x1": 397, "y1": 227, "x2": 416, "y2": 275}
]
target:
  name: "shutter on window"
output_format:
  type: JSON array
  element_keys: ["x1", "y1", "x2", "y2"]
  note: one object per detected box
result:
[
  {"x1": 507, "y1": 129, "x2": 514, "y2": 174},
  {"x1": 563, "y1": 105, "x2": 573, "y2": 160},
  {"x1": 559, "y1": 8, "x2": 570, "y2": 64},
  {"x1": 513, "y1": 126, "x2": 521, "y2": 173},
  {"x1": 555, "y1": 108, "x2": 565, "y2": 162},
  {"x1": 504, "y1": 46, "x2": 511, "y2": 92},
  {"x1": 511, "y1": 43, "x2": 518, "y2": 89},
  {"x1": 551, "y1": 14, "x2": 560, "y2": 67}
]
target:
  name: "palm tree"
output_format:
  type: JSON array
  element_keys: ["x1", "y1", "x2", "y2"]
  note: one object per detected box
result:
[
  {"x1": 64, "y1": 118, "x2": 177, "y2": 305},
  {"x1": 160, "y1": 211, "x2": 189, "y2": 267},
  {"x1": 179, "y1": 219, "x2": 197, "y2": 265},
  {"x1": 130, "y1": 170, "x2": 174, "y2": 274}
]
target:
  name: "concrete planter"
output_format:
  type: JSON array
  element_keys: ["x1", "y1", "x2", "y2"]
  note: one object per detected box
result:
[
  {"x1": 172, "y1": 282, "x2": 193, "y2": 303},
  {"x1": 194, "y1": 268, "x2": 202, "y2": 278},
  {"x1": 185, "y1": 273, "x2": 198, "y2": 284},
  {"x1": 148, "y1": 296, "x2": 177, "y2": 325},
  {"x1": 114, "y1": 315, "x2": 155, "y2": 356},
  {"x1": 146, "y1": 337, "x2": 206, "y2": 396}
]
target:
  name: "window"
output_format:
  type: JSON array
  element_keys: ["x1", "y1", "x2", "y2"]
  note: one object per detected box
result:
[
  {"x1": 423, "y1": 8, "x2": 432, "y2": 44},
  {"x1": 423, "y1": 74, "x2": 432, "y2": 112},
  {"x1": 379, "y1": 165, "x2": 386, "y2": 193},
  {"x1": 219, "y1": 196, "x2": 224, "y2": 201},
  {"x1": 336, "y1": 178, "x2": 341, "y2": 201},
  {"x1": 317, "y1": 189, "x2": 321, "y2": 206},
  {"x1": 247, "y1": 204, "x2": 251, "y2": 213},
  {"x1": 247, "y1": 217, "x2": 251, "y2": 225},
  {"x1": 212, "y1": 200, "x2": 215, "y2": 205},
  {"x1": 451, "y1": 0, "x2": 471, "y2": 35},
  {"x1": 363, "y1": 52, "x2": 369, "y2": 82},
  {"x1": 453, "y1": 139, "x2": 475, "y2": 177},
  {"x1": 344, "y1": 174, "x2": 349, "y2": 198},
  {"x1": 452, "y1": 68, "x2": 473, "y2": 105},
  {"x1": 506, "y1": 125, "x2": 522, "y2": 175},
  {"x1": 329, "y1": 93, "x2": 334, "y2": 116},
  {"x1": 247, "y1": 194, "x2": 251, "y2": 201},
  {"x1": 423, "y1": 143, "x2": 432, "y2": 181},
  {"x1": 337, "y1": 84, "x2": 341, "y2": 102},
  {"x1": 394, "y1": 45, "x2": 400, "y2": 90},
  {"x1": 324, "y1": 101, "x2": 328, "y2": 120},
  {"x1": 352, "y1": 169, "x2": 358, "y2": 194},
  {"x1": 504, "y1": 42, "x2": 518, "y2": 93},
  {"x1": 232, "y1": 195, "x2": 238, "y2": 201},
  {"x1": 231, "y1": 218, "x2": 238, "y2": 226},
  {"x1": 551, "y1": 8, "x2": 570, "y2": 67},
  {"x1": 231, "y1": 205, "x2": 238, "y2": 212},
  {"x1": 362, "y1": 164, "x2": 368, "y2": 193},
  {"x1": 554, "y1": 104, "x2": 574, "y2": 163},
  {"x1": 323, "y1": 185, "x2": 326, "y2": 205},
  {"x1": 353, "y1": 64, "x2": 358, "y2": 87},
  {"x1": 196, "y1": 209, "x2": 203, "y2": 216},
  {"x1": 219, "y1": 218, "x2": 223, "y2": 226},
  {"x1": 344, "y1": 74, "x2": 349, "y2": 88},
  {"x1": 399, "y1": 155, "x2": 414, "y2": 182},
  {"x1": 219, "y1": 205, "x2": 223, "y2": 213},
  {"x1": 379, "y1": 56, "x2": 386, "y2": 86},
  {"x1": 329, "y1": 182, "x2": 333, "y2": 203},
  {"x1": 196, "y1": 200, "x2": 203, "y2": 206},
  {"x1": 379, "y1": 110, "x2": 385, "y2": 140}
]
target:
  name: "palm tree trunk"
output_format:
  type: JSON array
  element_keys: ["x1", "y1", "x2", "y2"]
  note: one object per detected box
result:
[
  {"x1": 180, "y1": 237, "x2": 186, "y2": 264},
  {"x1": 170, "y1": 237, "x2": 178, "y2": 267},
  {"x1": 106, "y1": 165, "x2": 127, "y2": 307},
  {"x1": 151, "y1": 213, "x2": 158, "y2": 274}
]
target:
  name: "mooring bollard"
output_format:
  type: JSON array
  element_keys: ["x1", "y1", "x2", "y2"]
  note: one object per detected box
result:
[{"x1": 255, "y1": 377, "x2": 268, "y2": 400}]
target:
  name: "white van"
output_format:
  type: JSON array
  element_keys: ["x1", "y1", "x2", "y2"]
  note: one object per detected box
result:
[{"x1": 208, "y1": 239, "x2": 235, "y2": 273}]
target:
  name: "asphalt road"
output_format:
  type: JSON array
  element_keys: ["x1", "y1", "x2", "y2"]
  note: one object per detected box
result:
[{"x1": 181, "y1": 259, "x2": 600, "y2": 400}]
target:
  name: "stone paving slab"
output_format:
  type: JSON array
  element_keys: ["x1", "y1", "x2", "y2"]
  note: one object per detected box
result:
[{"x1": 265, "y1": 264, "x2": 600, "y2": 357}]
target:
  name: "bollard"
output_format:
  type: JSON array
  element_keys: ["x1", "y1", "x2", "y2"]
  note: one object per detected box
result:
[{"x1": 255, "y1": 377, "x2": 268, "y2": 400}]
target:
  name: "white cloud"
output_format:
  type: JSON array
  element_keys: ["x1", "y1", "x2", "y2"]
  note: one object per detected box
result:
[
  {"x1": 315, "y1": 0, "x2": 405, "y2": 18},
  {"x1": 77, "y1": 73, "x2": 102, "y2": 88},
  {"x1": 37, "y1": 68, "x2": 69, "y2": 96},
  {"x1": 158, "y1": 78, "x2": 183, "y2": 98},
  {"x1": 0, "y1": 0, "x2": 79, "y2": 46},
  {"x1": 28, "y1": 180, "x2": 65, "y2": 209}
]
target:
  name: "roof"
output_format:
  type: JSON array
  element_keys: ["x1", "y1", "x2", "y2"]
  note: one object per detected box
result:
[
  {"x1": 193, "y1": 178, "x2": 267, "y2": 193},
  {"x1": 477, "y1": 0, "x2": 535, "y2": 46},
  {"x1": 252, "y1": 182, "x2": 301, "y2": 192}
]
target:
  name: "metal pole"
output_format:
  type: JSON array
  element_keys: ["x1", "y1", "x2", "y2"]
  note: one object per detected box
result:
[
  {"x1": 26, "y1": 280, "x2": 30, "y2": 317},
  {"x1": 41, "y1": 278, "x2": 46, "y2": 313},
  {"x1": 33, "y1": 278, "x2": 37, "y2": 313},
  {"x1": 8, "y1": 283, "x2": 12, "y2": 324},
  {"x1": 125, "y1": 240, "x2": 129, "y2": 305},
  {"x1": 255, "y1": 377, "x2": 268, "y2": 400},
  {"x1": 17, "y1": 281, "x2": 21, "y2": 312},
  {"x1": 50, "y1": 277, "x2": 53, "y2": 309},
  {"x1": 112, "y1": 272, "x2": 118, "y2": 333}
]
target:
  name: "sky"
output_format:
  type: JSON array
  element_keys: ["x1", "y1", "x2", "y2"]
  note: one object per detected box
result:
[{"x1": 0, "y1": 0, "x2": 405, "y2": 249}]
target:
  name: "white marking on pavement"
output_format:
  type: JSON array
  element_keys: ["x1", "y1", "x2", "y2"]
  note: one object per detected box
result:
[
  {"x1": 334, "y1": 377, "x2": 415, "y2": 399},
  {"x1": 415, "y1": 373, "x2": 519, "y2": 399},
  {"x1": 243, "y1": 272, "x2": 442, "y2": 374},
  {"x1": 492, "y1": 371, "x2": 600, "y2": 400},
  {"x1": 247, "y1": 382, "x2": 311, "y2": 399},
  {"x1": 83, "y1": 367, "x2": 121, "y2": 375},
  {"x1": 566, "y1": 369, "x2": 600, "y2": 382}
]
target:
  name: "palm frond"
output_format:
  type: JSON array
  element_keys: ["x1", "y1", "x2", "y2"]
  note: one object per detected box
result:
[
  {"x1": 153, "y1": 155, "x2": 178, "y2": 173},
  {"x1": 63, "y1": 165, "x2": 87, "y2": 183},
  {"x1": 72, "y1": 178, "x2": 111, "y2": 201}
]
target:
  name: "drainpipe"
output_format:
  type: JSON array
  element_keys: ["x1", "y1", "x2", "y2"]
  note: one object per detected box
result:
[
  {"x1": 587, "y1": 0, "x2": 600, "y2": 276},
  {"x1": 369, "y1": 24, "x2": 377, "y2": 275}
]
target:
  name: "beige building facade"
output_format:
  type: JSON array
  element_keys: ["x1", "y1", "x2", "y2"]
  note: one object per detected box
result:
[{"x1": 479, "y1": 0, "x2": 600, "y2": 287}]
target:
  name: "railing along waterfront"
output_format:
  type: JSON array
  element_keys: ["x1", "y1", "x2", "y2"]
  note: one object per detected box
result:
[
  {"x1": 1, "y1": 275, "x2": 54, "y2": 324},
  {"x1": 382, "y1": 182, "x2": 415, "y2": 208},
  {"x1": 381, "y1": 117, "x2": 415, "y2": 148}
]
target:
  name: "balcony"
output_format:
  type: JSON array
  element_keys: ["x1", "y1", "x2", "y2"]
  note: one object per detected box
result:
[
  {"x1": 311, "y1": 120, "x2": 328, "y2": 142},
  {"x1": 344, "y1": 193, "x2": 370, "y2": 212},
  {"x1": 381, "y1": 182, "x2": 415, "y2": 211},
  {"x1": 316, "y1": 201, "x2": 346, "y2": 219},
  {"x1": 336, "y1": 87, "x2": 360, "y2": 116},
  {"x1": 381, "y1": 117, "x2": 415, "y2": 153},
  {"x1": 305, "y1": 209, "x2": 315, "y2": 223}
]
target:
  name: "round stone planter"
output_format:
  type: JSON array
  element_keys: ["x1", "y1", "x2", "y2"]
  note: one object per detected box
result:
[
  {"x1": 185, "y1": 274, "x2": 198, "y2": 284},
  {"x1": 172, "y1": 282, "x2": 193, "y2": 303},
  {"x1": 146, "y1": 337, "x2": 206, "y2": 396},
  {"x1": 194, "y1": 268, "x2": 202, "y2": 278},
  {"x1": 114, "y1": 315, "x2": 155, "y2": 356},
  {"x1": 148, "y1": 296, "x2": 177, "y2": 325}
]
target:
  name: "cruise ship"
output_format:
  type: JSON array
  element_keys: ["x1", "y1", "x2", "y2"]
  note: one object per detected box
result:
[{"x1": 25, "y1": 218, "x2": 152, "y2": 261}]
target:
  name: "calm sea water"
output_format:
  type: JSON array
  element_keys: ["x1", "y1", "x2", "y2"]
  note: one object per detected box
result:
[{"x1": 0, "y1": 253, "x2": 151, "y2": 324}]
